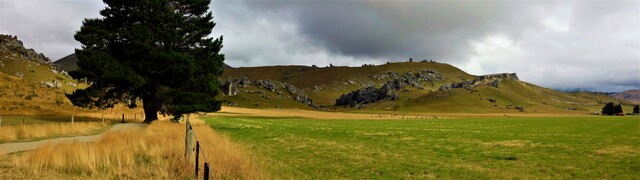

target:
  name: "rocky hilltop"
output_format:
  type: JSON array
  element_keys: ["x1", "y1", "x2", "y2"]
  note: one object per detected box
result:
[
  {"x1": 439, "y1": 73, "x2": 519, "y2": 91},
  {"x1": 0, "y1": 34, "x2": 80, "y2": 90},
  {"x1": 0, "y1": 34, "x2": 51, "y2": 65}
]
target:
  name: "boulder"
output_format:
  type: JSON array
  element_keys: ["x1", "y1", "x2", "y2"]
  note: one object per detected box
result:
[
  {"x1": 52, "y1": 80, "x2": 62, "y2": 88},
  {"x1": 491, "y1": 79, "x2": 500, "y2": 88},
  {"x1": 14, "y1": 71, "x2": 24, "y2": 78},
  {"x1": 335, "y1": 86, "x2": 381, "y2": 106},
  {"x1": 223, "y1": 80, "x2": 238, "y2": 96},
  {"x1": 43, "y1": 81, "x2": 54, "y2": 88}
]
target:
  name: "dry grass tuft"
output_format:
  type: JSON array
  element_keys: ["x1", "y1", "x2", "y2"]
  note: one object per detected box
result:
[
  {"x1": 9, "y1": 120, "x2": 264, "y2": 179},
  {"x1": 0, "y1": 122, "x2": 109, "y2": 143},
  {"x1": 595, "y1": 146, "x2": 640, "y2": 156},
  {"x1": 481, "y1": 140, "x2": 532, "y2": 148}
]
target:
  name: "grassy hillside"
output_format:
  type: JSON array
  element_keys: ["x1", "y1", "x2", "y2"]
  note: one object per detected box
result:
[
  {"x1": 220, "y1": 61, "x2": 628, "y2": 115},
  {"x1": 0, "y1": 37, "x2": 143, "y2": 116}
]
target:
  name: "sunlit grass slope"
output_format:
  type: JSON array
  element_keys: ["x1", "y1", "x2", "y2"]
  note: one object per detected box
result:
[{"x1": 2, "y1": 120, "x2": 264, "y2": 179}]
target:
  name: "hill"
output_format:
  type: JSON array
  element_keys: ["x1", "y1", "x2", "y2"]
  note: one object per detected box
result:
[
  {"x1": 610, "y1": 90, "x2": 640, "y2": 104},
  {"x1": 0, "y1": 34, "x2": 142, "y2": 116},
  {"x1": 53, "y1": 53, "x2": 78, "y2": 72},
  {"x1": 219, "y1": 61, "x2": 629, "y2": 115}
]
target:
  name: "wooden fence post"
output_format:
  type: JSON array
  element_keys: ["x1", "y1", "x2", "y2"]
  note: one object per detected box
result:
[
  {"x1": 122, "y1": 114, "x2": 124, "y2": 123},
  {"x1": 195, "y1": 141, "x2": 200, "y2": 177},
  {"x1": 71, "y1": 116, "x2": 74, "y2": 124},
  {"x1": 185, "y1": 120, "x2": 194, "y2": 160},
  {"x1": 204, "y1": 162, "x2": 210, "y2": 180},
  {"x1": 102, "y1": 113, "x2": 104, "y2": 123}
]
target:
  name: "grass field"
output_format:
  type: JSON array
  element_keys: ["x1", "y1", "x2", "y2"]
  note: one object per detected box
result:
[
  {"x1": 1, "y1": 120, "x2": 263, "y2": 179},
  {"x1": 205, "y1": 116, "x2": 640, "y2": 179}
]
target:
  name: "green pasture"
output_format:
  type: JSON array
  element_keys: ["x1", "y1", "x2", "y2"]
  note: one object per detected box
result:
[{"x1": 205, "y1": 116, "x2": 639, "y2": 179}]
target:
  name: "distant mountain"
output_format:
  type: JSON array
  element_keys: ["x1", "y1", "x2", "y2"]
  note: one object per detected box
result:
[
  {"x1": 610, "y1": 90, "x2": 640, "y2": 104},
  {"x1": 55, "y1": 53, "x2": 233, "y2": 71},
  {"x1": 54, "y1": 53, "x2": 79, "y2": 71}
]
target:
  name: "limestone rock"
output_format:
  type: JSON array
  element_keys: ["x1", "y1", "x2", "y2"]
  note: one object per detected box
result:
[
  {"x1": 223, "y1": 80, "x2": 238, "y2": 96},
  {"x1": 14, "y1": 71, "x2": 24, "y2": 78}
]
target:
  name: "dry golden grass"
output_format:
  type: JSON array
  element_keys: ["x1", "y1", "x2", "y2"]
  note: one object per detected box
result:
[
  {"x1": 0, "y1": 122, "x2": 110, "y2": 143},
  {"x1": 4, "y1": 119, "x2": 264, "y2": 179},
  {"x1": 215, "y1": 106, "x2": 581, "y2": 120}
]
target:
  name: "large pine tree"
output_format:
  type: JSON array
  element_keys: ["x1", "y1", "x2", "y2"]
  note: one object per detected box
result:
[{"x1": 67, "y1": 0, "x2": 224, "y2": 123}]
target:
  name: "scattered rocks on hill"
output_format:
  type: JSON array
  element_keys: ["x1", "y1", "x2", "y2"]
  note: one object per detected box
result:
[
  {"x1": 438, "y1": 73, "x2": 519, "y2": 92},
  {"x1": 336, "y1": 70, "x2": 446, "y2": 108},
  {"x1": 224, "y1": 77, "x2": 316, "y2": 108},
  {"x1": 52, "y1": 80, "x2": 62, "y2": 88},
  {"x1": 284, "y1": 83, "x2": 312, "y2": 104},
  {"x1": 368, "y1": 69, "x2": 445, "y2": 88},
  {"x1": 252, "y1": 79, "x2": 282, "y2": 92},
  {"x1": 66, "y1": 82, "x2": 77, "y2": 87}
]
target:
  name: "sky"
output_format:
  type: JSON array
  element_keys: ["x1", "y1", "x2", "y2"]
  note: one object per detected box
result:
[{"x1": 0, "y1": 0, "x2": 638, "y2": 92}]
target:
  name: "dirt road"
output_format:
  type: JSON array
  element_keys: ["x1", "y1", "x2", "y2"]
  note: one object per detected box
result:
[{"x1": 0, "y1": 123, "x2": 145, "y2": 155}]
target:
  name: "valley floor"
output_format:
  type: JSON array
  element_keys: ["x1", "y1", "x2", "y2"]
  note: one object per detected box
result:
[
  {"x1": 205, "y1": 115, "x2": 639, "y2": 179},
  {"x1": 1, "y1": 108, "x2": 637, "y2": 179}
]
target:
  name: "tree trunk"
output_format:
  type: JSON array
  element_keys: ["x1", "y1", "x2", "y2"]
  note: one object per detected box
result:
[{"x1": 142, "y1": 93, "x2": 160, "y2": 123}]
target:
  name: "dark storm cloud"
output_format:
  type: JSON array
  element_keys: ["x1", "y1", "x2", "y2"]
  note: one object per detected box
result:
[
  {"x1": 212, "y1": 0, "x2": 639, "y2": 91},
  {"x1": 1, "y1": 0, "x2": 638, "y2": 92}
]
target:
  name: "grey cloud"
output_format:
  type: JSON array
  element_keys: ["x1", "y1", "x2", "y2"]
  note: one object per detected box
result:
[
  {"x1": 0, "y1": 0, "x2": 638, "y2": 92},
  {"x1": 0, "y1": 0, "x2": 104, "y2": 60}
]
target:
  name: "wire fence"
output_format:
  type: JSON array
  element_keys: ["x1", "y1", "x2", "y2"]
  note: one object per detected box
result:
[
  {"x1": 0, "y1": 113, "x2": 145, "y2": 127},
  {"x1": 185, "y1": 116, "x2": 212, "y2": 180}
]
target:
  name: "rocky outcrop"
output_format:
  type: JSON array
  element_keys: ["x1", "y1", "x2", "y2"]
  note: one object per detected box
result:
[
  {"x1": 368, "y1": 69, "x2": 444, "y2": 88},
  {"x1": 476, "y1": 73, "x2": 519, "y2": 81},
  {"x1": 335, "y1": 79, "x2": 402, "y2": 108},
  {"x1": 224, "y1": 77, "x2": 314, "y2": 106},
  {"x1": 335, "y1": 86, "x2": 384, "y2": 107},
  {"x1": 438, "y1": 73, "x2": 519, "y2": 91},
  {"x1": 0, "y1": 34, "x2": 51, "y2": 65},
  {"x1": 336, "y1": 70, "x2": 444, "y2": 108},
  {"x1": 252, "y1": 79, "x2": 283, "y2": 92},
  {"x1": 285, "y1": 83, "x2": 312, "y2": 104},
  {"x1": 222, "y1": 80, "x2": 238, "y2": 96}
]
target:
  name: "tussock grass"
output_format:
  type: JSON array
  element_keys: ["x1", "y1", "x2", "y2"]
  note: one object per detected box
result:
[
  {"x1": 8, "y1": 120, "x2": 264, "y2": 179},
  {"x1": 0, "y1": 122, "x2": 109, "y2": 143}
]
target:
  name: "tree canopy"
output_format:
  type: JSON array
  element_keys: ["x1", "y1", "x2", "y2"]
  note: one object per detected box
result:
[
  {"x1": 67, "y1": 0, "x2": 224, "y2": 123},
  {"x1": 601, "y1": 102, "x2": 623, "y2": 115}
]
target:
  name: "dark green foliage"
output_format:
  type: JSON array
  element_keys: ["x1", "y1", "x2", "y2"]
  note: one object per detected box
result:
[
  {"x1": 633, "y1": 105, "x2": 639, "y2": 114},
  {"x1": 67, "y1": 0, "x2": 224, "y2": 123},
  {"x1": 601, "y1": 102, "x2": 623, "y2": 115}
]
